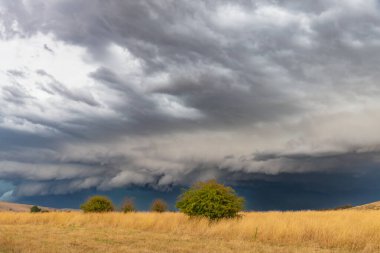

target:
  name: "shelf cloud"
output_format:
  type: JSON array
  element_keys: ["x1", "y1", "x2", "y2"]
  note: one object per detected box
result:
[{"x1": 1, "y1": 0, "x2": 380, "y2": 204}]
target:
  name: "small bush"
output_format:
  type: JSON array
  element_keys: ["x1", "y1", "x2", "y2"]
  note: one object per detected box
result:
[
  {"x1": 151, "y1": 199, "x2": 167, "y2": 212},
  {"x1": 80, "y1": 195, "x2": 114, "y2": 213},
  {"x1": 122, "y1": 198, "x2": 136, "y2": 213},
  {"x1": 30, "y1": 205, "x2": 42, "y2": 213},
  {"x1": 176, "y1": 180, "x2": 244, "y2": 220}
]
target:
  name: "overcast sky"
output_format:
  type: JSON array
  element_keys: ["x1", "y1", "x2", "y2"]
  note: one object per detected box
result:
[{"x1": 1, "y1": 0, "x2": 380, "y2": 209}]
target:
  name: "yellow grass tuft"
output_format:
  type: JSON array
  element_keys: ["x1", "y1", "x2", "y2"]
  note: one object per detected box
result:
[{"x1": 0, "y1": 210, "x2": 379, "y2": 252}]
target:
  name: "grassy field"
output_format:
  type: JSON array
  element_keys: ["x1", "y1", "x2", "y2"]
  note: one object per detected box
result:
[{"x1": 0, "y1": 210, "x2": 379, "y2": 253}]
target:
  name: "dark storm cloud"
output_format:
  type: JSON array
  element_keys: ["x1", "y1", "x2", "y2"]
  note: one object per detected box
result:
[
  {"x1": 154, "y1": 72, "x2": 299, "y2": 127},
  {"x1": 1, "y1": 0, "x2": 380, "y2": 204}
]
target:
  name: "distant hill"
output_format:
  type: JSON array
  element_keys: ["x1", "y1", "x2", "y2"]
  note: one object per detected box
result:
[
  {"x1": 0, "y1": 201, "x2": 57, "y2": 212},
  {"x1": 353, "y1": 201, "x2": 380, "y2": 210}
]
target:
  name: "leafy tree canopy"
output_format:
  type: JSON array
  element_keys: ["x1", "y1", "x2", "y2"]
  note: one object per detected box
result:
[
  {"x1": 80, "y1": 195, "x2": 114, "y2": 213},
  {"x1": 176, "y1": 180, "x2": 244, "y2": 220}
]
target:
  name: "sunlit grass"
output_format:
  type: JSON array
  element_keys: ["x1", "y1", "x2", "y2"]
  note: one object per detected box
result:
[{"x1": 0, "y1": 210, "x2": 379, "y2": 252}]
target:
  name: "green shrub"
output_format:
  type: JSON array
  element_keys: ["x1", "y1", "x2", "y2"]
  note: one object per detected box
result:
[
  {"x1": 80, "y1": 195, "x2": 114, "y2": 213},
  {"x1": 122, "y1": 198, "x2": 136, "y2": 213},
  {"x1": 151, "y1": 199, "x2": 167, "y2": 212},
  {"x1": 176, "y1": 180, "x2": 244, "y2": 220},
  {"x1": 30, "y1": 205, "x2": 42, "y2": 213}
]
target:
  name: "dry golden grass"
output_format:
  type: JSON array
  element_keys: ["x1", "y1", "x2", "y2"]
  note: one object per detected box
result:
[
  {"x1": 0, "y1": 210, "x2": 379, "y2": 253},
  {"x1": 0, "y1": 201, "x2": 55, "y2": 212},
  {"x1": 354, "y1": 201, "x2": 380, "y2": 210}
]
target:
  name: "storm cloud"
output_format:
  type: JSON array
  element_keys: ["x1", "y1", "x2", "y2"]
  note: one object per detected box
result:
[{"x1": 1, "y1": 0, "x2": 380, "y2": 205}]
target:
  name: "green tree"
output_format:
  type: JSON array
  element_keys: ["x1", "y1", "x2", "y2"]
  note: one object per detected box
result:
[
  {"x1": 30, "y1": 205, "x2": 42, "y2": 213},
  {"x1": 80, "y1": 196, "x2": 114, "y2": 213},
  {"x1": 151, "y1": 199, "x2": 167, "y2": 212},
  {"x1": 122, "y1": 198, "x2": 136, "y2": 213},
  {"x1": 176, "y1": 180, "x2": 244, "y2": 220}
]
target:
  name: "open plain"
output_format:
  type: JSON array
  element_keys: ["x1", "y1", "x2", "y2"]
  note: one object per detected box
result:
[{"x1": 0, "y1": 210, "x2": 379, "y2": 253}]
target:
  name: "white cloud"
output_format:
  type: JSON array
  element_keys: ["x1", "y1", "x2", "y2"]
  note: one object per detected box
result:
[
  {"x1": 213, "y1": 4, "x2": 252, "y2": 28},
  {"x1": 153, "y1": 94, "x2": 203, "y2": 119}
]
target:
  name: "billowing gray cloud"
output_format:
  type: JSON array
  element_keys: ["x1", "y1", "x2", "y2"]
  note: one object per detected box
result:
[{"x1": 1, "y1": 0, "x2": 380, "y2": 198}]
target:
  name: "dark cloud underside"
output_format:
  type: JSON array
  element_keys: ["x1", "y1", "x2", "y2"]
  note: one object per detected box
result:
[{"x1": 1, "y1": 0, "x2": 380, "y2": 209}]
